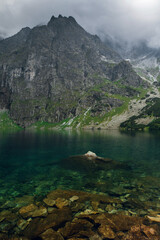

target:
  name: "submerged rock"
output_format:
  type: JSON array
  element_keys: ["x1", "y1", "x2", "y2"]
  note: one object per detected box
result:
[
  {"x1": 61, "y1": 153, "x2": 129, "y2": 173},
  {"x1": 17, "y1": 218, "x2": 31, "y2": 230},
  {"x1": 43, "y1": 198, "x2": 56, "y2": 207},
  {"x1": 0, "y1": 189, "x2": 160, "y2": 239},
  {"x1": 122, "y1": 224, "x2": 160, "y2": 240},
  {"x1": 22, "y1": 208, "x2": 72, "y2": 238},
  {"x1": 69, "y1": 196, "x2": 79, "y2": 202},
  {"x1": 60, "y1": 151, "x2": 130, "y2": 174},
  {"x1": 0, "y1": 210, "x2": 18, "y2": 224},
  {"x1": 40, "y1": 228, "x2": 64, "y2": 240},
  {"x1": 58, "y1": 218, "x2": 94, "y2": 238},
  {"x1": 55, "y1": 198, "x2": 70, "y2": 209},
  {"x1": 46, "y1": 189, "x2": 121, "y2": 204},
  {"x1": 147, "y1": 215, "x2": 160, "y2": 223},
  {"x1": 98, "y1": 225, "x2": 116, "y2": 239},
  {"x1": 19, "y1": 204, "x2": 47, "y2": 218}
]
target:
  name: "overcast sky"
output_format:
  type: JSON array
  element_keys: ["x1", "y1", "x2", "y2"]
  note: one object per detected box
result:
[{"x1": 0, "y1": 0, "x2": 160, "y2": 48}]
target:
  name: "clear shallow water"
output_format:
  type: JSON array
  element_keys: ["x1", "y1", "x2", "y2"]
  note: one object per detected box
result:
[{"x1": 0, "y1": 129, "x2": 160, "y2": 212}]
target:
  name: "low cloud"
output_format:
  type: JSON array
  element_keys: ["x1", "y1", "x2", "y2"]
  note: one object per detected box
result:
[{"x1": 0, "y1": 0, "x2": 160, "y2": 48}]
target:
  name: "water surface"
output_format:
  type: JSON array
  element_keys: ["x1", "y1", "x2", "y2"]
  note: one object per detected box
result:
[{"x1": 0, "y1": 129, "x2": 160, "y2": 213}]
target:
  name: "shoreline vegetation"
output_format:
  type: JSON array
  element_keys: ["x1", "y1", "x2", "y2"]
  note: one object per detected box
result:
[
  {"x1": 0, "y1": 110, "x2": 160, "y2": 132},
  {"x1": 0, "y1": 87, "x2": 160, "y2": 132}
]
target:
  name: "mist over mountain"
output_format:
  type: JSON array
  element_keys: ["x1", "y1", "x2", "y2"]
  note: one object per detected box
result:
[
  {"x1": 0, "y1": 15, "x2": 148, "y2": 128},
  {"x1": 0, "y1": 34, "x2": 4, "y2": 41},
  {"x1": 104, "y1": 36, "x2": 159, "y2": 60},
  {"x1": 1, "y1": 0, "x2": 160, "y2": 50},
  {"x1": 102, "y1": 33, "x2": 160, "y2": 84}
]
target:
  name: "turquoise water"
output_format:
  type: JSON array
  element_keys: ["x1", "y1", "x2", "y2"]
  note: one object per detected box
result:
[{"x1": 0, "y1": 129, "x2": 160, "y2": 212}]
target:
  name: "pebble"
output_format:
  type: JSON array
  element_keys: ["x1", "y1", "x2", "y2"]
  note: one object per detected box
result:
[
  {"x1": 43, "y1": 198, "x2": 56, "y2": 207},
  {"x1": 69, "y1": 196, "x2": 79, "y2": 202}
]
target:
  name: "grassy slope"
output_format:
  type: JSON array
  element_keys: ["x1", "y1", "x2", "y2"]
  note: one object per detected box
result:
[
  {"x1": 0, "y1": 111, "x2": 22, "y2": 131},
  {"x1": 120, "y1": 98, "x2": 160, "y2": 131},
  {"x1": 28, "y1": 84, "x2": 148, "y2": 130},
  {"x1": 0, "y1": 78, "x2": 149, "y2": 131}
]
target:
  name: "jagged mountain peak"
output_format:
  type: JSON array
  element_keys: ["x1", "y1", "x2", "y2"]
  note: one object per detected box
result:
[
  {"x1": 0, "y1": 15, "x2": 147, "y2": 127},
  {"x1": 47, "y1": 15, "x2": 78, "y2": 29},
  {"x1": 24, "y1": 15, "x2": 122, "y2": 64}
]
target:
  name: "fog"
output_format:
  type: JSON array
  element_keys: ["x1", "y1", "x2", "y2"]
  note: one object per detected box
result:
[{"x1": 0, "y1": 0, "x2": 160, "y2": 48}]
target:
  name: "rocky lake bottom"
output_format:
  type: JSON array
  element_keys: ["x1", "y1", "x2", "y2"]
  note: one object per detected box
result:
[{"x1": 0, "y1": 129, "x2": 160, "y2": 239}]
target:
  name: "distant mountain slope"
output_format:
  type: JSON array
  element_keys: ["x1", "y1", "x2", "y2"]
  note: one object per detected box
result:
[
  {"x1": 0, "y1": 15, "x2": 148, "y2": 127},
  {"x1": 104, "y1": 37, "x2": 160, "y2": 83},
  {"x1": 0, "y1": 27, "x2": 30, "y2": 55}
]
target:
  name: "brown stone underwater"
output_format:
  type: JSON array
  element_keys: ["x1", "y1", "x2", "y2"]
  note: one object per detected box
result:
[{"x1": 0, "y1": 130, "x2": 160, "y2": 239}]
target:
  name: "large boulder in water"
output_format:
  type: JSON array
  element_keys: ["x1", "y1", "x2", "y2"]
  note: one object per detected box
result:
[
  {"x1": 84, "y1": 151, "x2": 112, "y2": 162},
  {"x1": 60, "y1": 151, "x2": 129, "y2": 173},
  {"x1": 85, "y1": 151, "x2": 97, "y2": 159}
]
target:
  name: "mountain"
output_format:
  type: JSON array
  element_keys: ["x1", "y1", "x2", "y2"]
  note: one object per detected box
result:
[
  {"x1": 104, "y1": 37, "x2": 160, "y2": 84},
  {"x1": 0, "y1": 15, "x2": 148, "y2": 128},
  {"x1": 129, "y1": 43, "x2": 160, "y2": 84},
  {"x1": 0, "y1": 27, "x2": 30, "y2": 55},
  {"x1": 0, "y1": 32, "x2": 5, "y2": 41}
]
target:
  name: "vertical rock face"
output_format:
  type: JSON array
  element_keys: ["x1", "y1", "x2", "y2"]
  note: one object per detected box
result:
[
  {"x1": 110, "y1": 60, "x2": 143, "y2": 87},
  {"x1": 0, "y1": 86, "x2": 11, "y2": 109},
  {"x1": 0, "y1": 15, "x2": 147, "y2": 127}
]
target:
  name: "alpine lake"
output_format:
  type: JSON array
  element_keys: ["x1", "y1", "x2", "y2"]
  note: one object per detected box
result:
[{"x1": 0, "y1": 129, "x2": 160, "y2": 239}]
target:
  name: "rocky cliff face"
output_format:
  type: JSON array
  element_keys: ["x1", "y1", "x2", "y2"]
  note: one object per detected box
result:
[
  {"x1": 0, "y1": 15, "x2": 148, "y2": 127},
  {"x1": 104, "y1": 37, "x2": 160, "y2": 83}
]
